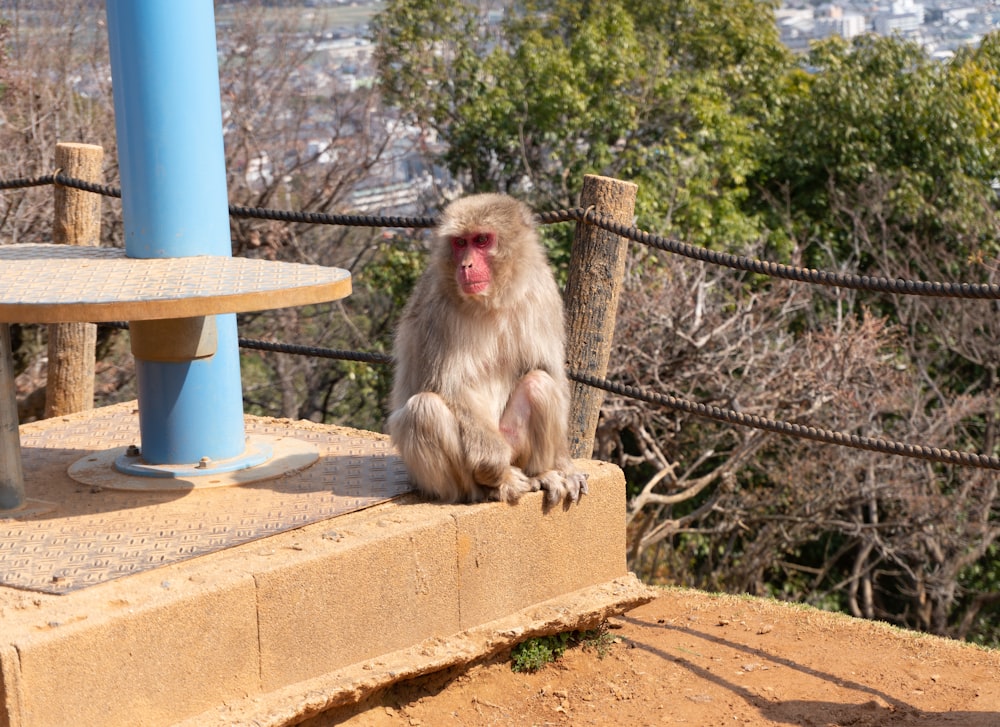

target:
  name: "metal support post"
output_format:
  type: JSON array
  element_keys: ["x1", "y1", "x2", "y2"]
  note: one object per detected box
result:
[
  {"x1": 0, "y1": 324, "x2": 25, "y2": 510},
  {"x1": 106, "y1": 0, "x2": 246, "y2": 466}
]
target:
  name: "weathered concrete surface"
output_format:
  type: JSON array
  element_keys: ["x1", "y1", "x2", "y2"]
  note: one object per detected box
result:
[
  {"x1": 178, "y1": 575, "x2": 654, "y2": 727},
  {"x1": 1, "y1": 418, "x2": 640, "y2": 727}
]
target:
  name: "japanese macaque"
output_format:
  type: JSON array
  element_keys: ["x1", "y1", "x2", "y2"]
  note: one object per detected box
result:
[{"x1": 388, "y1": 193, "x2": 588, "y2": 505}]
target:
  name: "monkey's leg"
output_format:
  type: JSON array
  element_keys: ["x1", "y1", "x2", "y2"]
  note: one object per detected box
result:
[
  {"x1": 501, "y1": 370, "x2": 589, "y2": 505},
  {"x1": 389, "y1": 392, "x2": 537, "y2": 504},
  {"x1": 388, "y1": 392, "x2": 478, "y2": 502},
  {"x1": 501, "y1": 370, "x2": 566, "y2": 471},
  {"x1": 454, "y1": 407, "x2": 539, "y2": 504}
]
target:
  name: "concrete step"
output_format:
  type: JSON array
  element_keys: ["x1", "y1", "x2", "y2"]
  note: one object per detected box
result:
[{"x1": 1, "y1": 406, "x2": 637, "y2": 727}]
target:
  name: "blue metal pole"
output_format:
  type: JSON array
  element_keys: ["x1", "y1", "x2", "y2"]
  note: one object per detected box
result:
[{"x1": 106, "y1": 0, "x2": 246, "y2": 465}]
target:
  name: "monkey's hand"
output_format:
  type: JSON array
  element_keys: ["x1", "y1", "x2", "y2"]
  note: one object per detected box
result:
[
  {"x1": 460, "y1": 417, "x2": 540, "y2": 503},
  {"x1": 491, "y1": 466, "x2": 541, "y2": 503},
  {"x1": 535, "y1": 469, "x2": 589, "y2": 506}
]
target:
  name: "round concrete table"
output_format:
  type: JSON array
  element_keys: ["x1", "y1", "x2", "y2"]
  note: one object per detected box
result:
[{"x1": 0, "y1": 243, "x2": 352, "y2": 511}]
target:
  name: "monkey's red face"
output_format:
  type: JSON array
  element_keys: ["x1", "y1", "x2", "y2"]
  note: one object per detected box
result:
[{"x1": 451, "y1": 230, "x2": 496, "y2": 296}]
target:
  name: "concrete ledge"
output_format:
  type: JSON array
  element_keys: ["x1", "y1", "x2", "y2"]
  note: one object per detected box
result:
[
  {"x1": 179, "y1": 575, "x2": 655, "y2": 727},
  {"x1": 1, "y1": 456, "x2": 633, "y2": 727}
]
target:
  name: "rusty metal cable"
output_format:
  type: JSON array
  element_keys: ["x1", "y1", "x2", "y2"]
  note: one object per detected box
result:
[
  {"x1": 235, "y1": 335, "x2": 1000, "y2": 472},
  {"x1": 564, "y1": 206, "x2": 1000, "y2": 300},
  {"x1": 0, "y1": 173, "x2": 61, "y2": 191},
  {"x1": 54, "y1": 173, "x2": 122, "y2": 198},
  {"x1": 236, "y1": 336, "x2": 393, "y2": 365},
  {"x1": 5, "y1": 173, "x2": 999, "y2": 299},
  {"x1": 569, "y1": 371, "x2": 1000, "y2": 472},
  {"x1": 228, "y1": 203, "x2": 436, "y2": 229},
  {"x1": 102, "y1": 326, "x2": 998, "y2": 473},
  {"x1": 8, "y1": 174, "x2": 998, "y2": 470}
]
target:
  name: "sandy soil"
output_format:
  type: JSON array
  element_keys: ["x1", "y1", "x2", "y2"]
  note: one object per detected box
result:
[{"x1": 304, "y1": 588, "x2": 1000, "y2": 727}]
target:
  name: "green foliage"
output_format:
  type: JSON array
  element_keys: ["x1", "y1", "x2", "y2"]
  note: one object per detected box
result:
[
  {"x1": 579, "y1": 624, "x2": 617, "y2": 659},
  {"x1": 510, "y1": 621, "x2": 617, "y2": 672},
  {"x1": 510, "y1": 626, "x2": 614, "y2": 673},
  {"x1": 354, "y1": 238, "x2": 427, "y2": 312},
  {"x1": 755, "y1": 34, "x2": 1000, "y2": 265},
  {"x1": 374, "y1": 6, "x2": 1000, "y2": 647},
  {"x1": 234, "y1": 232, "x2": 425, "y2": 429},
  {"x1": 373, "y1": 0, "x2": 790, "y2": 247},
  {"x1": 958, "y1": 544, "x2": 1000, "y2": 647},
  {"x1": 510, "y1": 633, "x2": 571, "y2": 673},
  {"x1": 330, "y1": 237, "x2": 427, "y2": 430},
  {"x1": 323, "y1": 360, "x2": 391, "y2": 433}
]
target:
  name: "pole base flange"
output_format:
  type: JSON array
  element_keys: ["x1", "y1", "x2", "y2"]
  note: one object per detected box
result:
[{"x1": 67, "y1": 434, "x2": 319, "y2": 491}]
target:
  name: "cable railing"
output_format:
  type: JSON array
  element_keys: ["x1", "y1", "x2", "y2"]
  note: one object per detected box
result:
[{"x1": 4, "y1": 172, "x2": 999, "y2": 471}]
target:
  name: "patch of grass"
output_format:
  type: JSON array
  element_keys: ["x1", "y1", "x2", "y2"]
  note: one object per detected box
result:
[
  {"x1": 510, "y1": 622, "x2": 617, "y2": 673},
  {"x1": 511, "y1": 632, "x2": 571, "y2": 673},
  {"x1": 579, "y1": 622, "x2": 617, "y2": 659}
]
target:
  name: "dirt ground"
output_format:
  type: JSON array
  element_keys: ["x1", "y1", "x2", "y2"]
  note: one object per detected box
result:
[{"x1": 305, "y1": 588, "x2": 1000, "y2": 727}]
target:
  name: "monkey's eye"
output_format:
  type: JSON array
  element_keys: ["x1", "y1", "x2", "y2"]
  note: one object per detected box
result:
[
  {"x1": 473, "y1": 233, "x2": 491, "y2": 247},
  {"x1": 451, "y1": 236, "x2": 467, "y2": 248}
]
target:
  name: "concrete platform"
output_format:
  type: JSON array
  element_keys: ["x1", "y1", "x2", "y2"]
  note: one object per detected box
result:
[{"x1": 0, "y1": 405, "x2": 641, "y2": 727}]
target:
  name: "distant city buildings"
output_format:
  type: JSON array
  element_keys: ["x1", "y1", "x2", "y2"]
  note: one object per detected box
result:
[
  {"x1": 777, "y1": 1, "x2": 1000, "y2": 57},
  {"x1": 243, "y1": 1, "x2": 1000, "y2": 215}
]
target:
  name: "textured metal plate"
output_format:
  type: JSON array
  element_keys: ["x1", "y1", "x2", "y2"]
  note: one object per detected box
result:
[
  {"x1": 0, "y1": 244, "x2": 351, "y2": 323},
  {"x1": 0, "y1": 403, "x2": 413, "y2": 594}
]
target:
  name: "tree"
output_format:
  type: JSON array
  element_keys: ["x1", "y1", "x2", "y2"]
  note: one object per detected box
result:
[
  {"x1": 374, "y1": 3, "x2": 1000, "y2": 643},
  {"x1": 756, "y1": 34, "x2": 1000, "y2": 266},
  {"x1": 215, "y1": 5, "x2": 416, "y2": 427},
  {"x1": 0, "y1": 1, "x2": 126, "y2": 419},
  {"x1": 0, "y1": 2, "x2": 412, "y2": 430},
  {"x1": 373, "y1": 0, "x2": 791, "y2": 247}
]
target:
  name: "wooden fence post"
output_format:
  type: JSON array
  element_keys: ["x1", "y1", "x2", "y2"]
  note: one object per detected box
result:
[
  {"x1": 45, "y1": 142, "x2": 104, "y2": 418},
  {"x1": 564, "y1": 174, "x2": 638, "y2": 459}
]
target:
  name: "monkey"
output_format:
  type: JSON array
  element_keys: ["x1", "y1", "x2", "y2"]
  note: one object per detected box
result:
[{"x1": 387, "y1": 193, "x2": 588, "y2": 506}]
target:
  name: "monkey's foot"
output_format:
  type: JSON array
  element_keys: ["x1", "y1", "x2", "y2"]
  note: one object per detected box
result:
[
  {"x1": 536, "y1": 470, "x2": 589, "y2": 506},
  {"x1": 490, "y1": 467, "x2": 540, "y2": 503}
]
